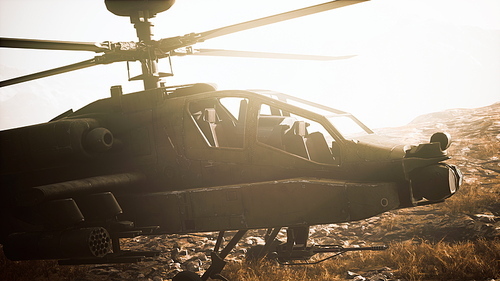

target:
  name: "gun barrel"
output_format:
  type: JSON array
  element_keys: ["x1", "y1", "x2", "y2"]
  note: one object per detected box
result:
[{"x1": 312, "y1": 245, "x2": 388, "y2": 253}]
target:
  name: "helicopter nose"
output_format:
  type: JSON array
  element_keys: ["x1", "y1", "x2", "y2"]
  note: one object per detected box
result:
[{"x1": 410, "y1": 163, "x2": 462, "y2": 202}]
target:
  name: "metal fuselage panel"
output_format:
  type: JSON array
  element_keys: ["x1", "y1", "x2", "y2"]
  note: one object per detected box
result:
[{"x1": 118, "y1": 178, "x2": 400, "y2": 234}]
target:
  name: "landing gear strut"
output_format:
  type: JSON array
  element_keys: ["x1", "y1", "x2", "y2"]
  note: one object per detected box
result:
[
  {"x1": 202, "y1": 230, "x2": 247, "y2": 281},
  {"x1": 246, "y1": 226, "x2": 388, "y2": 265},
  {"x1": 173, "y1": 226, "x2": 387, "y2": 280},
  {"x1": 173, "y1": 229, "x2": 248, "y2": 281}
]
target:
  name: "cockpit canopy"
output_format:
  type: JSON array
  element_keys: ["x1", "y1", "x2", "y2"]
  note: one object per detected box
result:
[
  {"x1": 251, "y1": 89, "x2": 373, "y2": 140},
  {"x1": 186, "y1": 88, "x2": 374, "y2": 165}
]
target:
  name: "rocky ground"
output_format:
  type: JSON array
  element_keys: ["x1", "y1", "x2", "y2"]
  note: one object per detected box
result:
[{"x1": 3, "y1": 103, "x2": 499, "y2": 281}]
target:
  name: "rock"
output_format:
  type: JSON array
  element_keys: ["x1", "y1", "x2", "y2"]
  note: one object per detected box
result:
[
  {"x1": 197, "y1": 253, "x2": 209, "y2": 261},
  {"x1": 367, "y1": 273, "x2": 387, "y2": 281},
  {"x1": 347, "y1": 270, "x2": 361, "y2": 279},
  {"x1": 244, "y1": 236, "x2": 265, "y2": 246},
  {"x1": 473, "y1": 213, "x2": 499, "y2": 223},
  {"x1": 183, "y1": 259, "x2": 202, "y2": 272},
  {"x1": 310, "y1": 228, "x2": 330, "y2": 238}
]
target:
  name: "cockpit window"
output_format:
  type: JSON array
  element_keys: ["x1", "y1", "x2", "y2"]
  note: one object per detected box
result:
[
  {"x1": 327, "y1": 115, "x2": 371, "y2": 139},
  {"x1": 189, "y1": 97, "x2": 248, "y2": 148},
  {"x1": 257, "y1": 103, "x2": 340, "y2": 165},
  {"x1": 253, "y1": 89, "x2": 373, "y2": 140}
]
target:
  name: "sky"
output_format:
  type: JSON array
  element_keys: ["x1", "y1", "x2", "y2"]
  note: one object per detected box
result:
[{"x1": 0, "y1": 0, "x2": 499, "y2": 130}]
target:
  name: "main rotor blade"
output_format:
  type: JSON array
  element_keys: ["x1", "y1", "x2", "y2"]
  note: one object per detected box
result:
[
  {"x1": 186, "y1": 48, "x2": 355, "y2": 61},
  {"x1": 0, "y1": 37, "x2": 109, "y2": 52},
  {"x1": 0, "y1": 58, "x2": 97, "y2": 88},
  {"x1": 198, "y1": 0, "x2": 368, "y2": 41}
]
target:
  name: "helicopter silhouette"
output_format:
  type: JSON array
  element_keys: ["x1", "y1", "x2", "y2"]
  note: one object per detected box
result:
[{"x1": 0, "y1": 1, "x2": 462, "y2": 280}]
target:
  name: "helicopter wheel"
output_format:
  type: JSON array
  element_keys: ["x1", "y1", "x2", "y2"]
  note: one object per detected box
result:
[{"x1": 172, "y1": 271, "x2": 202, "y2": 281}]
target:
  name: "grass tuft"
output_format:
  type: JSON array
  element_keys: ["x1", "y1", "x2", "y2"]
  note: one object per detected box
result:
[
  {"x1": 440, "y1": 181, "x2": 500, "y2": 215},
  {"x1": 0, "y1": 246, "x2": 88, "y2": 281},
  {"x1": 222, "y1": 239, "x2": 500, "y2": 281}
]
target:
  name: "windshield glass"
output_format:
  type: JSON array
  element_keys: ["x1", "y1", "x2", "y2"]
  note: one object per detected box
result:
[
  {"x1": 327, "y1": 115, "x2": 371, "y2": 139},
  {"x1": 253, "y1": 90, "x2": 373, "y2": 140}
]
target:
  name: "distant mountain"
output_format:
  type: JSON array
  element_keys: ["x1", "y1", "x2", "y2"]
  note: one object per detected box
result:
[
  {"x1": 409, "y1": 102, "x2": 500, "y2": 139},
  {"x1": 374, "y1": 101, "x2": 500, "y2": 154}
]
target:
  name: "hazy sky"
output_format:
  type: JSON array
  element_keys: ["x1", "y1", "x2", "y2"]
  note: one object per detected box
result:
[{"x1": 1, "y1": 0, "x2": 499, "y2": 130}]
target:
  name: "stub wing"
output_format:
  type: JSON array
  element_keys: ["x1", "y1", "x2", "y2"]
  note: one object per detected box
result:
[{"x1": 118, "y1": 178, "x2": 400, "y2": 234}]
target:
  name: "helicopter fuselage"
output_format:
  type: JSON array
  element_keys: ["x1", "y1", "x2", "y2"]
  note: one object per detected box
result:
[{"x1": 0, "y1": 84, "x2": 461, "y2": 246}]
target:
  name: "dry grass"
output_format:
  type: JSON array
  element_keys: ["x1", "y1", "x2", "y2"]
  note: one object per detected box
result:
[
  {"x1": 2, "y1": 238, "x2": 498, "y2": 281},
  {"x1": 0, "y1": 247, "x2": 89, "y2": 281},
  {"x1": 387, "y1": 239, "x2": 500, "y2": 281},
  {"x1": 443, "y1": 135, "x2": 500, "y2": 215},
  {"x1": 440, "y1": 181, "x2": 500, "y2": 215},
  {"x1": 222, "y1": 239, "x2": 500, "y2": 281}
]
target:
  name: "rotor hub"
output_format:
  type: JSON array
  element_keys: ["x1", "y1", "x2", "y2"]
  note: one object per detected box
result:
[{"x1": 105, "y1": 0, "x2": 175, "y2": 18}]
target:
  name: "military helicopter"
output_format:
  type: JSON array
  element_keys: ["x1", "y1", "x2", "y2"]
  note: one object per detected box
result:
[{"x1": 0, "y1": 0, "x2": 462, "y2": 280}]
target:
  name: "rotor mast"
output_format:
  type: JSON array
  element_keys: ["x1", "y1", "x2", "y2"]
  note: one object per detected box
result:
[
  {"x1": 131, "y1": 11, "x2": 161, "y2": 90},
  {"x1": 104, "y1": 0, "x2": 175, "y2": 90}
]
